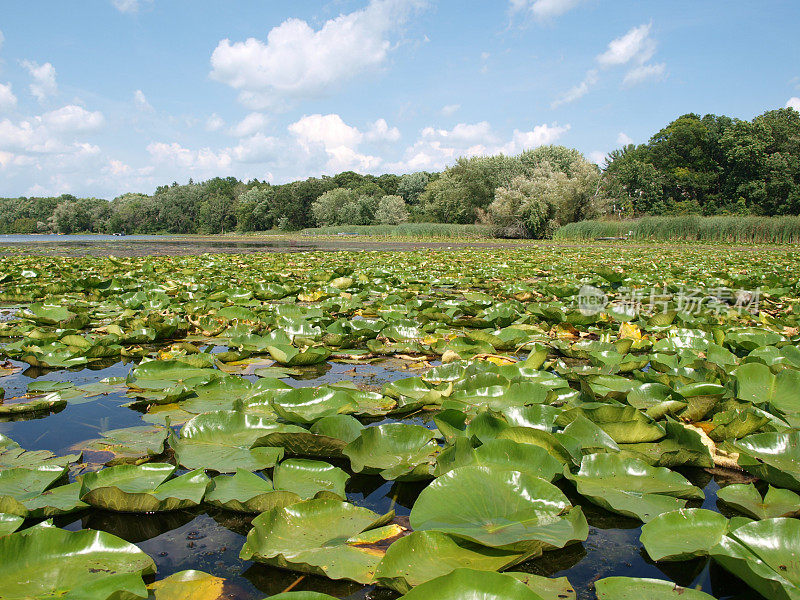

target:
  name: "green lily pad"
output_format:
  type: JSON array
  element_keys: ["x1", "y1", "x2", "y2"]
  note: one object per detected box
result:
[
  {"x1": 72, "y1": 425, "x2": 167, "y2": 466},
  {"x1": 410, "y1": 465, "x2": 588, "y2": 552},
  {"x1": 240, "y1": 498, "x2": 404, "y2": 584},
  {"x1": 564, "y1": 453, "x2": 704, "y2": 522},
  {"x1": 273, "y1": 459, "x2": 350, "y2": 500},
  {"x1": 434, "y1": 438, "x2": 563, "y2": 482},
  {"x1": 711, "y1": 517, "x2": 800, "y2": 600},
  {"x1": 171, "y1": 410, "x2": 295, "y2": 473},
  {"x1": 595, "y1": 577, "x2": 716, "y2": 599},
  {"x1": 0, "y1": 523, "x2": 156, "y2": 599},
  {"x1": 204, "y1": 469, "x2": 300, "y2": 513},
  {"x1": 343, "y1": 423, "x2": 439, "y2": 481},
  {"x1": 0, "y1": 465, "x2": 67, "y2": 516},
  {"x1": 79, "y1": 463, "x2": 209, "y2": 512},
  {"x1": 734, "y1": 431, "x2": 800, "y2": 491},
  {"x1": 270, "y1": 386, "x2": 358, "y2": 424},
  {"x1": 640, "y1": 508, "x2": 730, "y2": 561},
  {"x1": 374, "y1": 530, "x2": 529, "y2": 594},
  {"x1": 397, "y1": 568, "x2": 547, "y2": 600},
  {"x1": 23, "y1": 481, "x2": 89, "y2": 518},
  {"x1": 717, "y1": 483, "x2": 800, "y2": 519}
]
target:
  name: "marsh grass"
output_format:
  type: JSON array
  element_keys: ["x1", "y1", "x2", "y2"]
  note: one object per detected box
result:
[
  {"x1": 554, "y1": 216, "x2": 800, "y2": 244},
  {"x1": 298, "y1": 223, "x2": 492, "y2": 238}
]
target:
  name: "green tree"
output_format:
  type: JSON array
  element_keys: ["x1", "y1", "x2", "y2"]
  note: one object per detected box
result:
[{"x1": 375, "y1": 195, "x2": 409, "y2": 224}]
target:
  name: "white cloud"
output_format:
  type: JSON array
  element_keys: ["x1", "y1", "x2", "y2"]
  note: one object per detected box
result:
[
  {"x1": 288, "y1": 113, "x2": 382, "y2": 173},
  {"x1": 133, "y1": 89, "x2": 153, "y2": 111},
  {"x1": 112, "y1": 0, "x2": 152, "y2": 13},
  {"x1": 551, "y1": 69, "x2": 598, "y2": 107},
  {"x1": 209, "y1": 0, "x2": 424, "y2": 109},
  {"x1": 42, "y1": 105, "x2": 105, "y2": 133},
  {"x1": 206, "y1": 113, "x2": 225, "y2": 131},
  {"x1": 231, "y1": 133, "x2": 279, "y2": 163},
  {"x1": 365, "y1": 118, "x2": 401, "y2": 143},
  {"x1": 553, "y1": 22, "x2": 663, "y2": 106},
  {"x1": 617, "y1": 132, "x2": 633, "y2": 145},
  {"x1": 786, "y1": 97, "x2": 800, "y2": 111},
  {"x1": 597, "y1": 23, "x2": 656, "y2": 67},
  {"x1": 422, "y1": 121, "x2": 497, "y2": 144},
  {"x1": 623, "y1": 62, "x2": 666, "y2": 86},
  {"x1": 505, "y1": 123, "x2": 570, "y2": 152},
  {"x1": 441, "y1": 104, "x2": 460, "y2": 116},
  {"x1": 21, "y1": 60, "x2": 58, "y2": 102},
  {"x1": 390, "y1": 121, "x2": 569, "y2": 172},
  {"x1": 106, "y1": 159, "x2": 132, "y2": 175},
  {"x1": 511, "y1": 0, "x2": 586, "y2": 20},
  {"x1": 228, "y1": 112, "x2": 269, "y2": 137},
  {"x1": 146, "y1": 141, "x2": 232, "y2": 172},
  {"x1": 0, "y1": 83, "x2": 17, "y2": 111},
  {"x1": 289, "y1": 113, "x2": 363, "y2": 152}
]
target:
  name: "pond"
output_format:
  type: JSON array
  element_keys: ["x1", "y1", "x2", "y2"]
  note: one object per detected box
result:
[
  {"x1": 0, "y1": 355, "x2": 757, "y2": 600},
  {"x1": 1, "y1": 245, "x2": 796, "y2": 600}
]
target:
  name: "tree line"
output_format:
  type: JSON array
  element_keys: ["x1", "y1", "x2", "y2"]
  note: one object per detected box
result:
[{"x1": 1, "y1": 107, "x2": 797, "y2": 237}]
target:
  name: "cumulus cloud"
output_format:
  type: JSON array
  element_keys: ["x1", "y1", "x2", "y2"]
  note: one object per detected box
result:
[
  {"x1": 0, "y1": 105, "x2": 104, "y2": 157},
  {"x1": 366, "y1": 118, "x2": 401, "y2": 143},
  {"x1": 390, "y1": 121, "x2": 570, "y2": 172},
  {"x1": 510, "y1": 0, "x2": 587, "y2": 20},
  {"x1": 146, "y1": 141, "x2": 233, "y2": 173},
  {"x1": 209, "y1": 0, "x2": 424, "y2": 109},
  {"x1": 42, "y1": 105, "x2": 105, "y2": 133},
  {"x1": 230, "y1": 133, "x2": 279, "y2": 163},
  {"x1": 786, "y1": 97, "x2": 800, "y2": 111},
  {"x1": 206, "y1": 113, "x2": 225, "y2": 131},
  {"x1": 288, "y1": 113, "x2": 384, "y2": 173},
  {"x1": 133, "y1": 89, "x2": 154, "y2": 111},
  {"x1": 21, "y1": 60, "x2": 58, "y2": 102},
  {"x1": 0, "y1": 83, "x2": 17, "y2": 111},
  {"x1": 617, "y1": 132, "x2": 633, "y2": 145},
  {"x1": 228, "y1": 112, "x2": 269, "y2": 137}
]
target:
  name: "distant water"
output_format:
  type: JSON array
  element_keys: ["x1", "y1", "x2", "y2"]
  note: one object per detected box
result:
[{"x1": 0, "y1": 234, "x2": 169, "y2": 243}]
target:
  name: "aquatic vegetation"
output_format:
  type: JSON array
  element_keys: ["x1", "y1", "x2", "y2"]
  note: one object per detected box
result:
[{"x1": 0, "y1": 243, "x2": 799, "y2": 598}]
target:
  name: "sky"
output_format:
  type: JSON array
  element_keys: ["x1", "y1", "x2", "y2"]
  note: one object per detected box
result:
[{"x1": 0, "y1": 0, "x2": 798, "y2": 199}]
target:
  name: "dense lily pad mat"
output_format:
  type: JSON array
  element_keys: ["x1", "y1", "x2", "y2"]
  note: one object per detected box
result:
[{"x1": 1, "y1": 243, "x2": 800, "y2": 599}]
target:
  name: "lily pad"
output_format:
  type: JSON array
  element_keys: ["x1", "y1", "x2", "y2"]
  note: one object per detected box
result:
[
  {"x1": 734, "y1": 431, "x2": 800, "y2": 491},
  {"x1": 397, "y1": 568, "x2": 547, "y2": 600},
  {"x1": 0, "y1": 523, "x2": 156, "y2": 599},
  {"x1": 273, "y1": 459, "x2": 350, "y2": 500},
  {"x1": 171, "y1": 410, "x2": 295, "y2": 473},
  {"x1": 564, "y1": 453, "x2": 704, "y2": 522},
  {"x1": 79, "y1": 462, "x2": 209, "y2": 512},
  {"x1": 595, "y1": 577, "x2": 716, "y2": 599},
  {"x1": 343, "y1": 423, "x2": 439, "y2": 481},
  {"x1": 0, "y1": 465, "x2": 67, "y2": 516},
  {"x1": 717, "y1": 483, "x2": 800, "y2": 520},
  {"x1": 410, "y1": 465, "x2": 588, "y2": 552},
  {"x1": 640, "y1": 508, "x2": 730, "y2": 561},
  {"x1": 240, "y1": 498, "x2": 405, "y2": 584},
  {"x1": 711, "y1": 517, "x2": 800, "y2": 600},
  {"x1": 204, "y1": 469, "x2": 300, "y2": 513},
  {"x1": 374, "y1": 530, "x2": 529, "y2": 594}
]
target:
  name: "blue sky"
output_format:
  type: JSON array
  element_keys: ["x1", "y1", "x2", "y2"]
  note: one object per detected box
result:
[{"x1": 0, "y1": 0, "x2": 798, "y2": 198}]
